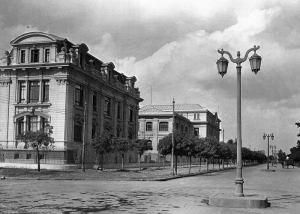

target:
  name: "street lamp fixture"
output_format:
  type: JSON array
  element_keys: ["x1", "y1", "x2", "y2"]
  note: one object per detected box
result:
[
  {"x1": 263, "y1": 133, "x2": 274, "y2": 170},
  {"x1": 216, "y1": 45, "x2": 262, "y2": 197}
]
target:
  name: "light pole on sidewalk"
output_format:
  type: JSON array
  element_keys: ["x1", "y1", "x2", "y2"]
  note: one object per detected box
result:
[
  {"x1": 263, "y1": 133, "x2": 274, "y2": 170},
  {"x1": 270, "y1": 144, "x2": 276, "y2": 166},
  {"x1": 216, "y1": 45, "x2": 262, "y2": 197}
]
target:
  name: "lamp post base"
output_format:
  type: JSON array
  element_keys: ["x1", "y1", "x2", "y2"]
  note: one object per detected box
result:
[
  {"x1": 209, "y1": 193, "x2": 269, "y2": 208},
  {"x1": 235, "y1": 177, "x2": 244, "y2": 197}
]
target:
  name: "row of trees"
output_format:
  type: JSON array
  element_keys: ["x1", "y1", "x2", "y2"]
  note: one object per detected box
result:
[
  {"x1": 157, "y1": 131, "x2": 267, "y2": 175},
  {"x1": 16, "y1": 129, "x2": 153, "y2": 172},
  {"x1": 91, "y1": 133, "x2": 153, "y2": 171},
  {"x1": 286, "y1": 122, "x2": 300, "y2": 163}
]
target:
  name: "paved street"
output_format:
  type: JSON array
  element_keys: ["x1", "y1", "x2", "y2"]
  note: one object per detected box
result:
[{"x1": 0, "y1": 164, "x2": 300, "y2": 214}]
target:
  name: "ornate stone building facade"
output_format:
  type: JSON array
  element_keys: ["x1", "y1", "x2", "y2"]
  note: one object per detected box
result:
[{"x1": 0, "y1": 32, "x2": 142, "y2": 166}]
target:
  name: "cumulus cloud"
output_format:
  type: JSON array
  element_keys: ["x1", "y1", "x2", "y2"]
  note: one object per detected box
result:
[{"x1": 117, "y1": 7, "x2": 283, "y2": 103}]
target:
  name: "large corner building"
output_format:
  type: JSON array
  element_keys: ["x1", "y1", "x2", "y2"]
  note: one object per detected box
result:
[{"x1": 0, "y1": 32, "x2": 142, "y2": 166}]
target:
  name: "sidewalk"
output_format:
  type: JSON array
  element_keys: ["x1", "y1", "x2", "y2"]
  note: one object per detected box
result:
[{"x1": 0, "y1": 163, "x2": 245, "y2": 181}]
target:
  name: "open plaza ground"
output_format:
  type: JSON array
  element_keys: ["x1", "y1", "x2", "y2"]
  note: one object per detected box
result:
[{"x1": 0, "y1": 164, "x2": 300, "y2": 213}]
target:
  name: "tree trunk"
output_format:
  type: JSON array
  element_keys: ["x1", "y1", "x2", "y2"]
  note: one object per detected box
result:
[
  {"x1": 222, "y1": 159, "x2": 224, "y2": 170},
  {"x1": 36, "y1": 147, "x2": 40, "y2": 172},
  {"x1": 139, "y1": 154, "x2": 142, "y2": 171},
  {"x1": 199, "y1": 157, "x2": 202, "y2": 173},
  {"x1": 163, "y1": 156, "x2": 165, "y2": 169},
  {"x1": 175, "y1": 155, "x2": 178, "y2": 175},
  {"x1": 206, "y1": 158, "x2": 209, "y2": 171},
  {"x1": 100, "y1": 152, "x2": 104, "y2": 171},
  {"x1": 227, "y1": 158, "x2": 228, "y2": 168},
  {"x1": 189, "y1": 156, "x2": 191, "y2": 174},
  {"x1": 121, "y1": 153, "x2": 124, "y2": 170},
  {"x1": 213, "y1": 158, "x2": 215, "y2": 170}
]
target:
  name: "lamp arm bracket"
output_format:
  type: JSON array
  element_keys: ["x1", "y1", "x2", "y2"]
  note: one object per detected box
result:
[
  {"x1": 218, "y1": 49, "x2": 235, "y2": 63},
  {"x1": 218, "y1": 45, "x2": 260, "y2": 65},
  {"x1": 241, "y1": 45, "x2": 260, "y2": 62}
]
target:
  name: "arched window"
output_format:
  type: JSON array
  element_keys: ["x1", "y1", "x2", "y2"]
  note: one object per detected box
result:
[
  {"x1": 74, "y1": 121, "x2": 83, "y2": 142},
  {"x1": 159, "y1": 122, "x2": 168, "y2": 131},
  {"x1": 146, "y1": 122, "x2": 152, "y2": 131}
]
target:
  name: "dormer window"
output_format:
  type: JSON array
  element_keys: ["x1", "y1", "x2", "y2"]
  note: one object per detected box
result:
[
  {"x1": 31, "y1": 49, "x2": 39, "y2": 63},
  {"x1": 20, "y1": 50, "x2": 26, "y2": 63},
  {"x1": 44, "y1": 49, "x2": 50, "y2": 62}
]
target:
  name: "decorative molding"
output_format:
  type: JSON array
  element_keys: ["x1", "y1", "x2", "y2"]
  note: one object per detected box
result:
[
  {"x1": 103, "y1": 121, "x2": 112, "y2": 131},
  {"x1": 74, "y1": 114, "x2": 84, "y2": 123},
  {"x1": 128, "y1": 127, "x2": 133, "y2": 134},
  {"x1": 116, "y1": 124, "x2": 122, "y2": 131},
  {"x1": 55, "y1": 78, "x2": 70, "y2": 85},
  {"x1": 0, "y1": 78, "x2": 12, "y2": 87},
  {"x1": 92, "y1": 118, "x2": 98, "y2": 126}
]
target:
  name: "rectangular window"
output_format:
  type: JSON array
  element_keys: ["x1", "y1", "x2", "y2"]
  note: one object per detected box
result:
[
  {"x1": 29, "y1": 116, "x2": 38, "y2": 132},
  {"x1": 14, "y1": 154, "x2": 19, "y2": 159},
  {"x1": 20, "y1": 50, "x2": 26, "y2": 63},
  {"x1": 26, "y1": 154, "x2": 31, "y2": 159},
  {"x1": 92, "y1": 91, "x2": 97, "y2": 111},
  {"x1": 29, "y1": 81, "x2": 39, "y2": 103},
  {"x1": 75, "y1": 84, "x2": 84, "y2": 106},
  {"x1": 129, "y1": 105, "x2": 133, "y2": 122},
  {"x1": 43, "y1": 80, "x2": 49, "y2": 102},
  {"x1": 31, "y1": 49, "x2": 39, "y2": 63},
  {"x1": 74, "y1": 121, "x2": 82, "y2": 141},
  {"x1": 19, "y1": 81, "x2": 26, "y2": 103},
  {"x1": 159, "y1": 122, "x2": 168, "y2": 131},
  {"x1": 104, "y1": 96, "x2": 111, "y2": 116},
  {"x1": 117, "y1": 101, "x2": 122, "y2": 119},
  {"x1": 194, "y1": 128, "x2": 199, "y2": 136},
  {"x1": 44, "y1": 49, "x2": 50, "y2": 62},
  {"x1": 18, "y1": 118, "x2": 24, "y2": 135},
  {"x1": 194, "y1": 113, "x2": 200, "y2": 120},
  {"x1": 146, "y1": 122, "x2": 152, "y2": 131}
]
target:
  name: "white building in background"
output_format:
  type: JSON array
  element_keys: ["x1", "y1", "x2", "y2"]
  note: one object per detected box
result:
[{"x1": 138, "y1": 104, "x2": 221, "y2": 161}]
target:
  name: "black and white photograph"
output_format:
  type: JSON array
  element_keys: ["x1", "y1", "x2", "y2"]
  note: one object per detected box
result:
[{"x1": 0, "y1": 0, "x2": 300, "y2": 213}]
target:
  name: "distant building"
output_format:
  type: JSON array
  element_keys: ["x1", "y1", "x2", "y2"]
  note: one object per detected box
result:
[
  {"x1": 0, "y1": 32, "x2": 142, "y2": 166},
  {"x1": 138, "y1": 104, "x2": 221, "y2": 161}
]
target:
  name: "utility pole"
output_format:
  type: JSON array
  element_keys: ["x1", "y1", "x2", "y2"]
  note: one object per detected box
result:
[
  {"x1": 171, "y1": 98, "x2": 175, "y2": 176},
  {"x1": 82, "y1": 102, "x2": 87, "y2": 172}
]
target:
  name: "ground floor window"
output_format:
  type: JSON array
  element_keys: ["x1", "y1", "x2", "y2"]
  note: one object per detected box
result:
[{"x1": 74, "y1": 121, "x2": 83, "y2": 142}]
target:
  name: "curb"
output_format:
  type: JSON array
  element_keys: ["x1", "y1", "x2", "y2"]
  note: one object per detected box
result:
[{"x1": 2, "y1": 165, "x2": 262, "y2": 182}]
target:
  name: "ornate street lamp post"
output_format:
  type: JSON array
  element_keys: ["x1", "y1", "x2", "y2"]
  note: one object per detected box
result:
[
  {"x1": 263, "y1": 133, "x2": 274, "y2": 169},
  {"x1": 216, "y1": 46, "x2": 262, "y2": 197},
  {"x1": 270, "y1": 145, "x2": 276, "y2": 166}
]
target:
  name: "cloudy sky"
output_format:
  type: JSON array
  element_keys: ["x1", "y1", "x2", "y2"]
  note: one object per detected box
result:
[{"x1": 1, "y1": 0, "x2": 299, "y2": 154}]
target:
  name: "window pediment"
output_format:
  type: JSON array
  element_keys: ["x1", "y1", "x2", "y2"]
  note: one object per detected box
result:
[{"x1": 10, "y1": 32, "x2": 64, "y2": 45}]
